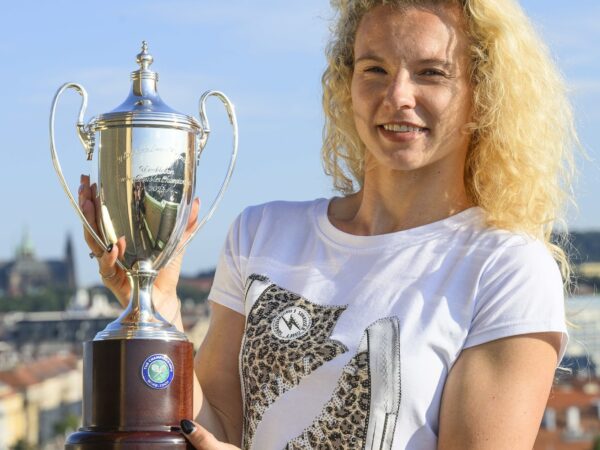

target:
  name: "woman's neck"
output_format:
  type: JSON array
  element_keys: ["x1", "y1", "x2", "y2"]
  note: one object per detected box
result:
[{"x1": 328, "y1": 161, "x2": 473, "y2": 236}]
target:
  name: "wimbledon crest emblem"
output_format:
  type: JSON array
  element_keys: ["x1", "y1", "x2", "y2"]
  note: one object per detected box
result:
[{"x1": 141, "y1": 354, "x2": 174, "y2": 389}]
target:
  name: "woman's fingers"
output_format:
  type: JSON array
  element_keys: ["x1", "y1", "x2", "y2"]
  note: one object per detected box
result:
[
  {"x1": 116, "y1": 235, "x2": 127, "y2": 259},
  {"x1": 164, "y1": 198, "x2": 201, "y2": 277},
  {"x1": 186, "y1": 198, "x2": 201, "y2": 233},
  {"x1": 97, "y1": 237, "x2": 130, "y2": 307},
  {"x1": 78, "y1": 175, "x2": 104, "y2": 255},
  {"x1": 97, "y1": 243, "x2": 119, "y2": 278},
  {"x1": 97, "y1": 236, "x2": 126, "y2": 275},
  {"x1": 180, "y1": 420, "x2": 239, "y2": 450},
  {"x1": 78, "y1": 174, "x2": 131, "y2": 304}
]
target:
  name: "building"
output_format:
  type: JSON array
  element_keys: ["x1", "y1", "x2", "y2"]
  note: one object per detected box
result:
[
  {"x1": 579, "y1": 263, "x2": 600, "y2": 280},
  {"x1": 564, "y1": 297, "x2": 600, "y2": 376},
  {"x1": 0, "y1": 353, "x2": 82, "y2": 448},
  {"x1": 531, "y1": 296, "x2": 600, "y2": 448},
  {"x1": 0, "y1": 231, "x2": 76, "y2": 298},
  {"x1": 5, "y1": 311, "x2": 117, "y2": 361},
  {"x1": 0, "y1": 382, "x2": 25, "y2": 450},
  {"x1": 536, "y1": 379, "x2": 600, "y2": 449},
  {"x1": 180, "y1": 269, "x2": 215, "y2": 294}
]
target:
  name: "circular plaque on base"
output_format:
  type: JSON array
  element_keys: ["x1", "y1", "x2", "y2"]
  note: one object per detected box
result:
[{"x1": 65, "y1": 339, "x2": 194, "y2": 449}]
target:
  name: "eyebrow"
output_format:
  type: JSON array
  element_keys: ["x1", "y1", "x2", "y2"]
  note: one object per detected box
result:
[
  {"x1": 418, "y1": 58, "x2": 453, "y2": 68},
  {"x1": 354, "y1": 54, "x2": 385, "y2": 64},
  {"x1": 354, "y1": 54, "x2": 453, "y2": 68}
]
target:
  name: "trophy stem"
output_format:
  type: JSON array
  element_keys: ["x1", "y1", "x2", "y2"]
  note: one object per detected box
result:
[
  {"x1": 94, "y1": 265, "x2": 186, "y2": 341},
  {"x1": 131, "y1": 270, "x2": 159, "y2": 323}
]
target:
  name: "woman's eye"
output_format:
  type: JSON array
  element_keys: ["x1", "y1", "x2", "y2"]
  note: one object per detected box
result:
[
  {"x1": 421, "y1": 69, "x2": 447, "y2": 77},
  {"x1": 365, "y1": 66, "x2": 387, "y2": 74}
]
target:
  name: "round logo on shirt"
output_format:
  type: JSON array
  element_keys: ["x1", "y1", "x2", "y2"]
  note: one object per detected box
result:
[
  {"x1": 141, "y1": 354, "x2": 174, "y2": 389},
  {"x1": 272, "y1": 306, "x2": 312, "y2": 340}
]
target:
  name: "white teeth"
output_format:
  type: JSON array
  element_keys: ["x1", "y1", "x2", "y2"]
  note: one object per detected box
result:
[{"x1": 382, "y1": 124, "x2": 424, "y2": 132}]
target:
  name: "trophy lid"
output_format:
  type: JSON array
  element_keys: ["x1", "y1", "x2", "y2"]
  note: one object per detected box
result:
[{"x1": 94, "y1": 41, "x2": 200, "y2": 132}]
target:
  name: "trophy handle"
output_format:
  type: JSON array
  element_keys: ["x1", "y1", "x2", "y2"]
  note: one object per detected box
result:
[
  {"x1": 50, "y1": 83, "x2": 124, "y2": 268},
  {"x1": 173, "y1": 90, "x2": 239, "y2": 258}
]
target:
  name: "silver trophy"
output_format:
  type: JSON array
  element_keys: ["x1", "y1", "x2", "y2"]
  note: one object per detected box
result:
[{"x1": 50, "y1": 42, "x2": 238, "y2": 341}]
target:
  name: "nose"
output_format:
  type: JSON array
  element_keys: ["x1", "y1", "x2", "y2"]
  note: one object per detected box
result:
[{"x1": 384, "y1": 71, "x2": 417, "y2": 110}]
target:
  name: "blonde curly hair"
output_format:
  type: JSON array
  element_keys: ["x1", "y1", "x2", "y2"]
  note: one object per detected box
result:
[{"x1": 322, "y1": 0, "x2": 577, "y2": 280}]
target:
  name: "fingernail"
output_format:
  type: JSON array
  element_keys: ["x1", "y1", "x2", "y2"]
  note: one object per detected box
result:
[
  {"x1": 180, "y1": 419, "x2": 195, "y2": 434},
  {"x1": 78, "y1": 184, "x2": 84, "y2": 195},
  {"x1": 107, "y1": 244, "x2": 114, "y2": 253}
]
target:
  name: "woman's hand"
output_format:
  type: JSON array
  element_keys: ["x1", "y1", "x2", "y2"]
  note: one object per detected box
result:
[
  {"x1": 78, "y1": 174, "x2": 200, "y2": 317},
  {"x1": 79, "y1": 174, "x2": 129, "y2": 305},
  {"x1": 180, "y1": 420, "x2": 240, "y2": 450}
]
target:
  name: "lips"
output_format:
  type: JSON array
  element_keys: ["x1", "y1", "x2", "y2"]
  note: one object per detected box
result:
[
  {"x1": 381, "y1": 123, "x2": 427, "y2": 133},
  {"x1": 377, "y1": 122, "x2": 429, "y2": 143}
]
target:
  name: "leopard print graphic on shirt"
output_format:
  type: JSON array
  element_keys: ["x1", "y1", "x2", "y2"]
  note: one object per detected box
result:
[
  {"x1": 241, "y1": 274, "x2": 348, "y2": 450},
  {"x1": 285, "y1": 348, "x2": 370, "y2": 449},
  {"x1": 285, "y1": 317, "x2": 402, "y2": 450}
]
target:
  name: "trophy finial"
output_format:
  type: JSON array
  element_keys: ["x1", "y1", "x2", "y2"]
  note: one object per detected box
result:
[{"x1": 136, "y1": 41, "x2": 154, "y2": 71}]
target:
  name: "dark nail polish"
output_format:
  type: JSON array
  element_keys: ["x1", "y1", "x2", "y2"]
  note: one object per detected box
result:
[
  {"x1": 107, "y1": 244, "x2": 114, "y2": 253},
  {"x1": 180, "y1": 419, "x2": 195, "y2": 434}
]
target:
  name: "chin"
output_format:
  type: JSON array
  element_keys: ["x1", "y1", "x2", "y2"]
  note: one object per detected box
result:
[
  {"x1": 369, "y1": 150, "x2": 428, "y2": 173},
  {"x1": 389, "y1": 161, "x2": 428, "y2": 173}
]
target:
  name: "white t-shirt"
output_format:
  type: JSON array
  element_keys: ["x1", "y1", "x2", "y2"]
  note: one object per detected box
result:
[{"x1": 208, "y1": 198, "x2": 568, "y2": 450}]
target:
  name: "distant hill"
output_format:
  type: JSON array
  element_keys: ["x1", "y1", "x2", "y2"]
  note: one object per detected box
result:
[
  {"x1": 560, "y1": 231, "x2": 600, "y2": 264},
  {"x1": 556, "y1": 231, "x2": 600, "y2": 294}
]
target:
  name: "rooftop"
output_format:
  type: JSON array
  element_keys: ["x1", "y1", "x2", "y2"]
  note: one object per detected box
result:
[{"x1": 0, "y1": 353, "x2": 79, "y2": 389}]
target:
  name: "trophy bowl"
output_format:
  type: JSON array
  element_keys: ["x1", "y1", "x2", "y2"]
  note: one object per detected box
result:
[{"x1": 50, "y1": 42, "x2": 238, "y2": 449}]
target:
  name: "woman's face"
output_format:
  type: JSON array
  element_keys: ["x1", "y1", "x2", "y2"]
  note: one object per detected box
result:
[{"x1": 351, "y1": 4, "x2": 473, "y2": 176}]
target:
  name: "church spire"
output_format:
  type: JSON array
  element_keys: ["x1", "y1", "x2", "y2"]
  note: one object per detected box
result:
[
  {"x1": 64, "y1": 232, "x2": 77, "y2": 290},
  {"x1": 15, "y1": 227, "x2": 35, "y2": 259}
]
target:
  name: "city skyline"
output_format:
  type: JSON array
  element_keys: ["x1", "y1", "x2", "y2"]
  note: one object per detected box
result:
[{"x1": 0, "y1": 1, "x2": 598, "y2": 285}]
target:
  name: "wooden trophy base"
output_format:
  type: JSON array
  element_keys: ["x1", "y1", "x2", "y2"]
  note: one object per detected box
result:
[
  {"x1": 65, "y1": 430, "x2": 191, "y2": 449},
  {"x1": 65, "y1": 339, "x2": 194, "y2": 450}
]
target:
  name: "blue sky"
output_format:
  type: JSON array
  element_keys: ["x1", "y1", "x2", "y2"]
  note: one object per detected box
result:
[{"x1": 0, "y1": 1, "x2": 598, "y2": 286}]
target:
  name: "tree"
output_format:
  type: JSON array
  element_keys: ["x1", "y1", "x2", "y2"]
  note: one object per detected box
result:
[
  {"x1": 10, "y1": 440, "x2": 36, "y2": 450},
  {"x1": 53, "y1": 413, "x2": 80, "y2": 436}
]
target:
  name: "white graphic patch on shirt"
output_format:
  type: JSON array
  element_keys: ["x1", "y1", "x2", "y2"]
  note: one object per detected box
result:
[{"x1": 272, "y1": 306, "x2": 312, "y2": 340}]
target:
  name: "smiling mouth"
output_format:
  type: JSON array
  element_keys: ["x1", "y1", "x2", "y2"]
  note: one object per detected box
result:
[{"x1": 380, "y1": 123, "x2": 428, "y2": 133}]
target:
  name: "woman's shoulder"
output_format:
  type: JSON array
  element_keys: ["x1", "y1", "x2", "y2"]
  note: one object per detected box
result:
[
  {"x1": 227, "y1": 198, "x2": 328, "y2": 241},
  {"x1": 237, "y1": 198, "x2": 327, "y2": 224},
  {"x1": 456, "y1": 209, "x2": 559, "y2": 277},
  {"x1": 465, "y1": 209, "x2": 550, "y2": 250},
  {"x1": 466, "y1": 222, "x2": 560, "y2": 286}
]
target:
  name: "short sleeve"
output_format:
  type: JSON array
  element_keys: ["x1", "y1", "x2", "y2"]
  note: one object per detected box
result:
[
  {"x1": 463, "y1": 238, "x2": 568, "y2": 364},
  {"x1": 208, "y1": 212, "x2": 246, "y2": 315}
]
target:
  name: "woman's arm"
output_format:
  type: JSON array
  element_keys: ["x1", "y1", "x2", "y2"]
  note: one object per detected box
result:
[
  {"x1": 193, "y1": 302, "x2": 245, "y2": 446},
  {"x1": 438, "y1": 332, "x2": 562, "y2": 449}
]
